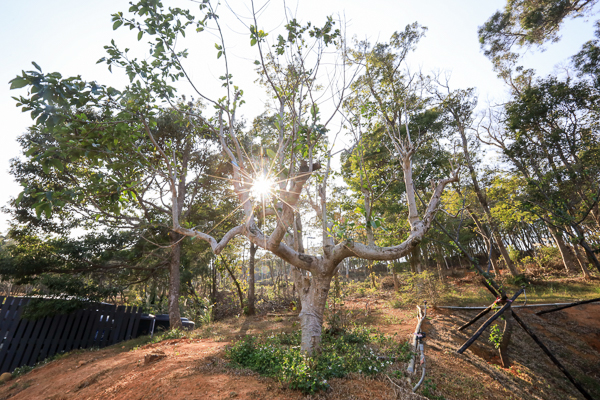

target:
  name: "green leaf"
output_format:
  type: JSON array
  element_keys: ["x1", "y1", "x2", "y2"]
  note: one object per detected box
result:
[
  {"x1": 113, "y1": 20, "x2": 123, "y2": 30},
  {"x1": 34, "y1": 203, "x2": 45, "y2": 219},
  {"x1": 217, "y1": 51, "x2": 222, "y2": 59},
  {"x1": 254, "y1": 60, "x2": 260, "y2": 65},
  {"x1": 44, "y1": 205, "x2": 52, "y2": 219},
  {"x1": 9, "y1": 77, "x2": 29, "y2": 90},
  {"x1": 15, "y1": 192, "x2": 24, "y2": 206},
  {"x1": 250, "y1": 38, "x2": 257, "y2": 46},
  {"x1": 266, "y1": 149, "x2": 277, "y2": 159},
  {"x1": 50, "y1": 159, "x2": 64, "y2": 172},
  {"x1": 31, "y1": 61, "x2": 42, "y2": 72},
  {"x1": 137, "y1": 31, "x2": 144, "y2": 41}
]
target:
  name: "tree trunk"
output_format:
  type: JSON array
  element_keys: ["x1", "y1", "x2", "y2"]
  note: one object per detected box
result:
[
  {"x1": 573, "y1": 244, "x2": 592, "y2": 278},
  {"x1": 490, "y1": 246, "x2": 501, "y2": 275},
  {"x1": 436, "y1": 248, "x2": 446, "y2": 282},
  {"x1": 168, "y1": 232, "x2": 183, "y2": 330},
  {"x1": 456, "y1": 122, "x2": 519, "y2": 277},
  {"x1": 469, "y1": 210, "x2": 501, "y2": 275},
  {"x1": 494, "y1": 231, "x2": 519, "y2": 276},
  {"x1": 577, "y1": 236, "x2": 600, "y2": 274},
  {"x1": 268, "y1": 259, "x2": 275, "y2": 286},
  {"x1": 297, "y1": 272, "x2": 333, "y2": 354},
  {"x1": 368, "y1": 260, "x2": 377, "y2": 288},
  {"x1": 247, "y1": 242, "x2": 257, "y2": 315},
  {"x1": 410, "y1": 246, "x2": 422, "y2": 273},
  {"x1": 210, "y1": 258, "x2": 217, "y2": 322},
  {"x1": 548, "y1": 226, "x2": 577, "y2": 274},
  {"x1": 221, "y1": 257, "x2": 245, "y2": 312}
]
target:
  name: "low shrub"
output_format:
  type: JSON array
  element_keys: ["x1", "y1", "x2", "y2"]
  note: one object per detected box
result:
[
  {"x1": 393, "y1": 271, "x2": 444, "y2": 306},
  {"x1": 225, "y1": 327, "x2": 411, "y2": 394}
]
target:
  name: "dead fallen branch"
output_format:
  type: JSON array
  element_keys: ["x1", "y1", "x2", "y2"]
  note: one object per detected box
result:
[
  {"x1": 458, "y1": 304, "x2": 494, "y2": 331},
  {"x1": 535, "y1": 297, "x2": 600, "y2": 316},
  {"x1": 407, "y1": 303, "x2": 427, "y2": 393}
]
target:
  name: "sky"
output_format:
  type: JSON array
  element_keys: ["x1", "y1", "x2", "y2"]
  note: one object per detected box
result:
[{"x1": 1, "y1": 0, "x2": 597, "y2": 233}]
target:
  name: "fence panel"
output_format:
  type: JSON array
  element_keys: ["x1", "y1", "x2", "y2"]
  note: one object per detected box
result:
[
  {"x1": 0, "y1": 298, "x2": 30, "y2": 372},
  {"x1": 0, "y1": 298, "x2": 145, "y2": 373}
]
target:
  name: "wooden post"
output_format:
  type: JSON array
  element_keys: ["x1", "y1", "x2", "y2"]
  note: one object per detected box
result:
[
  {"x1": 511, "y1": 310, "x2": 593, "y2": 400},
  {"x1": 458, "y1": 303, "x2": 494, "y2": 331},
  {"x1": 498, "y1": 313, "x2": 513, "y2": 368},
  {"x1": 457, "y1": 288, "x2": 524, "y2": 354},
  {"x1": 535, "y1": 297, "x2": 600, "y2": 316},
  {"x1": 407, "y1": 304, "x2": 427, "y2": 374}
]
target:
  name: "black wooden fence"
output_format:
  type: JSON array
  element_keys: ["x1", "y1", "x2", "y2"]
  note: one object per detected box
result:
[{"x1": 0, "y1": 296, "x2": 143, "y2": 373}]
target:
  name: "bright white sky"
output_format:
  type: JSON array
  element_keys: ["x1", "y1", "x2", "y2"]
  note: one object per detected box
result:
[{"x1": 1, "y1": 0, "x2": 597, "y2": 233}]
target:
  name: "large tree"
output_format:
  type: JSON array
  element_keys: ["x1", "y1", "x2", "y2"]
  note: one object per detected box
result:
[
  {"x1": 478, "y1": 0, "x2": 598, "y2": 60},
  {"x1": 7, "y1": 79, "x2": 232, "y2": 326},
  {"x1": 10, "y1": 1, "x2": 458, "y2": 353},
  {"x1": 480, "y1": 74, "x2": 600, "y2": 274}
]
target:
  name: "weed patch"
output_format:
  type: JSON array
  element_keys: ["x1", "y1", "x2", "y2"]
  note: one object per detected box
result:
[{"x1": 225, "y1": 326, "x2": 411, "y2": 394}]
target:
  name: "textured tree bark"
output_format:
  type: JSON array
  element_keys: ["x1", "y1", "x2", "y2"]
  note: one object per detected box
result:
[
  {"x1": 246, "y1": 242, "x2": 257, "y2": 315},
  {"x1": 168, "y1": 232, "x2": 183, "y2": 330},
  {"x1": 409, "y1": 247, "x2": 421, "y2": 273},
  {"x1": 573, "y1": 244, "x2": 591, "y2": 277},
  {"x1": 173, "y1": 117, "x2": 458, "y2": 354},
  {"x1": 548, "y1": 226, "x2": 578, "y2": 274},
  {"x1": 576, "y1": 235, "x2": 600, "y2": 274},
  {"x1": 493, "y1": 231, "x2": 519, "y2": 276},
  {"x1": 435, "y1": 246, "x2": 446, "y2": 282},
  {"x1": 393, "y1": 270, "x2": 400, "y2": 291},
  {"x1": 368, "y1": 260, "x2": 377, "y2": 288},
  {"x1": 297, "y1": 271, "x2": 333, "y2": 354}
]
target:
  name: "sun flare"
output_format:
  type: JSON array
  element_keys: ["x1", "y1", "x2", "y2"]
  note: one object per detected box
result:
[{"x1": 250, "y1": 175, "x2": 276, "y2": 201}]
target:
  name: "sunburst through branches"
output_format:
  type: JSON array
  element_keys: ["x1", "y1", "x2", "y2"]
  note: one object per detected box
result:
[
  {"x1": 249, "y1": 174, "x2": 277, "y2": 202},
  {"x1": 200, "y1": 149, "x2": 300, "y2": 239}
]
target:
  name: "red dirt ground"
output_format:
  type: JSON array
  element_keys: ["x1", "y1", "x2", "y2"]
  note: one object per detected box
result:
[
  {"x1": 0, "y1": 335, "x2": 425, "y2": 400},
  {"x1": 0, "y1": 291, "x2": 598, "y2": 400}
]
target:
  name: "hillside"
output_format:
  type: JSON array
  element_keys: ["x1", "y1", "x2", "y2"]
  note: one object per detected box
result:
[{"x1": 0, "y1": 276, "x2": 599, "y2": 400}]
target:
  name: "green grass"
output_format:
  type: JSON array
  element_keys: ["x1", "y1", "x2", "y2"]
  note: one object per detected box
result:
[
  {"x1": 442, "y1": 286, "x2": 492, "y2": 306},
  {"x1": 225, "y1": 326, "x2": 411, "y2": 394},
  {"x1": 523, "y1": 280, "x2": 600, "y2": 303},
  {"x1": 441, "y1": 276, "x2": 600, "y2": 306}
]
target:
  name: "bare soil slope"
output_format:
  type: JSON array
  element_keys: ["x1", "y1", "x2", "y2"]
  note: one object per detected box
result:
[{"x1": 0, "y1": 287, "x2": 598, "y2": 400}]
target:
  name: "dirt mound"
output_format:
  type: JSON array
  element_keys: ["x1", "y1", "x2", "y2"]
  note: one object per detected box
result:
[
  {"x1": 0, "y1": 337, "x2": 426, "y2": 400},
  {"x1": 1, "y1": 293, "x2": 598, "y2": 400}
]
